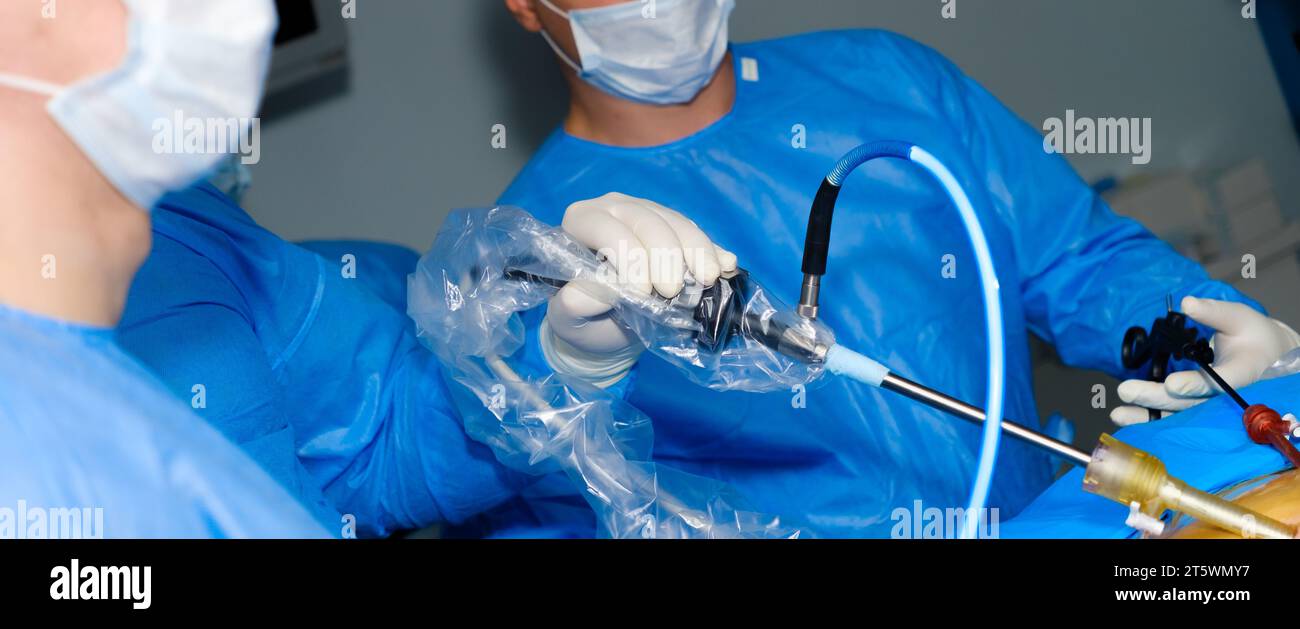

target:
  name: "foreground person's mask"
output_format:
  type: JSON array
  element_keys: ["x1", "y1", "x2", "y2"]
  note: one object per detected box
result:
[
  {"x1": 0, "y1": 0, "x2": 278, "y2": 210},
  {"x1": 539, "y1": 0, "x2": 735, "y2": 105}
]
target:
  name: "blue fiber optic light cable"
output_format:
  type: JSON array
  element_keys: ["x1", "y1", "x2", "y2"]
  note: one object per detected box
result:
[{"x1": 799, "y1": 142, "x2": 1017, "y2": 539}]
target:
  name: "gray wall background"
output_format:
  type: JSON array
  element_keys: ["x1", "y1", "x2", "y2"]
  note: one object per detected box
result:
[{"x1": 244, "y1": 0, "x2": 1300, "y2": 253}]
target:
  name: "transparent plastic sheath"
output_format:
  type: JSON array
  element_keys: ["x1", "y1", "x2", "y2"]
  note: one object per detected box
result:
[{"x1": 408, "y1": 206, "x2": 830, "y2": 538}]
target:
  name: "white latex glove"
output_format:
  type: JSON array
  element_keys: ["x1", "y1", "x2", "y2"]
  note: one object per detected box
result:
[
  {"x1": 1110, "y1": 296, "x2": 1300, "y2": 426},
  {"x1": 541, "y1": 193, "x2": 738, "y2": 387}
]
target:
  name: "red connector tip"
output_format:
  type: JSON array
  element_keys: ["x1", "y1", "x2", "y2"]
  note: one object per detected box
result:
[{"x1": 1244, "y1": 404, "x2": 1300, "y2": 469}]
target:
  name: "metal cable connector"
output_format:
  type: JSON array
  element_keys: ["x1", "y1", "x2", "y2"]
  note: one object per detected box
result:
[{"x1": 797, "y1": 273, "x2": 821, "y2": 319}]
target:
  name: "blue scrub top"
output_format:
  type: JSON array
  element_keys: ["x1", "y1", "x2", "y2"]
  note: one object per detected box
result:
[
  {"x1": 0, "y1": 303, "x2": 328, "y2": 538},
  {"x1": 493, "y1": 30, "x2": 1259, "y2": 537},
  {"x1": 118, "y1": 184, "x2": 529, "y2": 537}
]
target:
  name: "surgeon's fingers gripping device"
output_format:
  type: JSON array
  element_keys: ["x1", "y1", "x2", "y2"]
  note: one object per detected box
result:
[{"x1": 1123, "y1": 297, "x2": 1300, "y2": 466}]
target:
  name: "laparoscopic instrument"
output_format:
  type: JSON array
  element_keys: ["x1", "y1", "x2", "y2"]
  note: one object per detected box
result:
[
  {"x1": 496, "y1": 141, "x2": 1297, "y2": 538},
  {"x1": 412, "y1": 143, "x2": 1295, "y2": 538},
  {"x1": 774, "y1": 141, "x2": 1295, "y2": 539},
  {"x1": 637, "y1": 266, "x2": 1294, "y2": 538}
]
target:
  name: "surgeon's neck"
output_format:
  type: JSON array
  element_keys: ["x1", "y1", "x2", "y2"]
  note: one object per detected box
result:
[
  {"x1": 0, "y1": 95, "x2": 151, "y2": 328},
  {"x1": 562, "y1": 52, "x2": 735, "y2": 148}
]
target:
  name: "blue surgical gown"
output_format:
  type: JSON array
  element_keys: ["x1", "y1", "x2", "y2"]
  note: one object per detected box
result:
[
  {"x1": 494, "y1": 30, "x2": 1260, "y2": 537},
  {"x1": 1003, "y1": 373, "x2": 1300, "y2": 538},
  {"x1": 117, "y1": 183, "x2": 528, "y2": 537},
  {"x1": 0, "y1": 303, "x2": 328, "y2": 538}
]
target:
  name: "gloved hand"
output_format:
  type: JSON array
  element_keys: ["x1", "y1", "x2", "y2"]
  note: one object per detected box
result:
[
  {"x1": 541, "y1": 193, "x2": 737, "y2": 387},
  {"x1": 1111, "y1": 296, "x2": 1300, "y2": 426}
]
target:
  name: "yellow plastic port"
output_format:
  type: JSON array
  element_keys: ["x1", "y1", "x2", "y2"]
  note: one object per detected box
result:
[{"x1": 1083, "y1": 434, "x2": 1296, "y2": 540}]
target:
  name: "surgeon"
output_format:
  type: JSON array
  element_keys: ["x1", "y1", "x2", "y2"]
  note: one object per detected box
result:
[
  {"x1": 115, "y1": 179, "x2": 534, "y2": 537},
  {"x1": 78, "y1": 13, "x2": 536, "y2": 536},
  {"x1": 486, "y1": 0, "x2": 1300, "y2": 537},
  {"x1": 103, "y1": 14, "x2": 532, "y2": 540},
  {"x1": 0, "y1": 0, "x2": 327, "y2": 537}
]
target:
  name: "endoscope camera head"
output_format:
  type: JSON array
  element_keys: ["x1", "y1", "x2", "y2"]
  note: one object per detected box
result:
[
  {"x1": 696, "y1": 269, "x2": 831, "y2": 364},
  {"x1": 503, "y1": 262, "x2": 828, "y2": 365},
  {"x1": 693, "y1": 268, "x2": 748, "y2": 353}
]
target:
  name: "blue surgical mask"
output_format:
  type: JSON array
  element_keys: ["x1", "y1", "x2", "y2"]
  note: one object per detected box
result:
[{"x1": 538, "y1": 0, "x2": 735, "y2": 105}]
